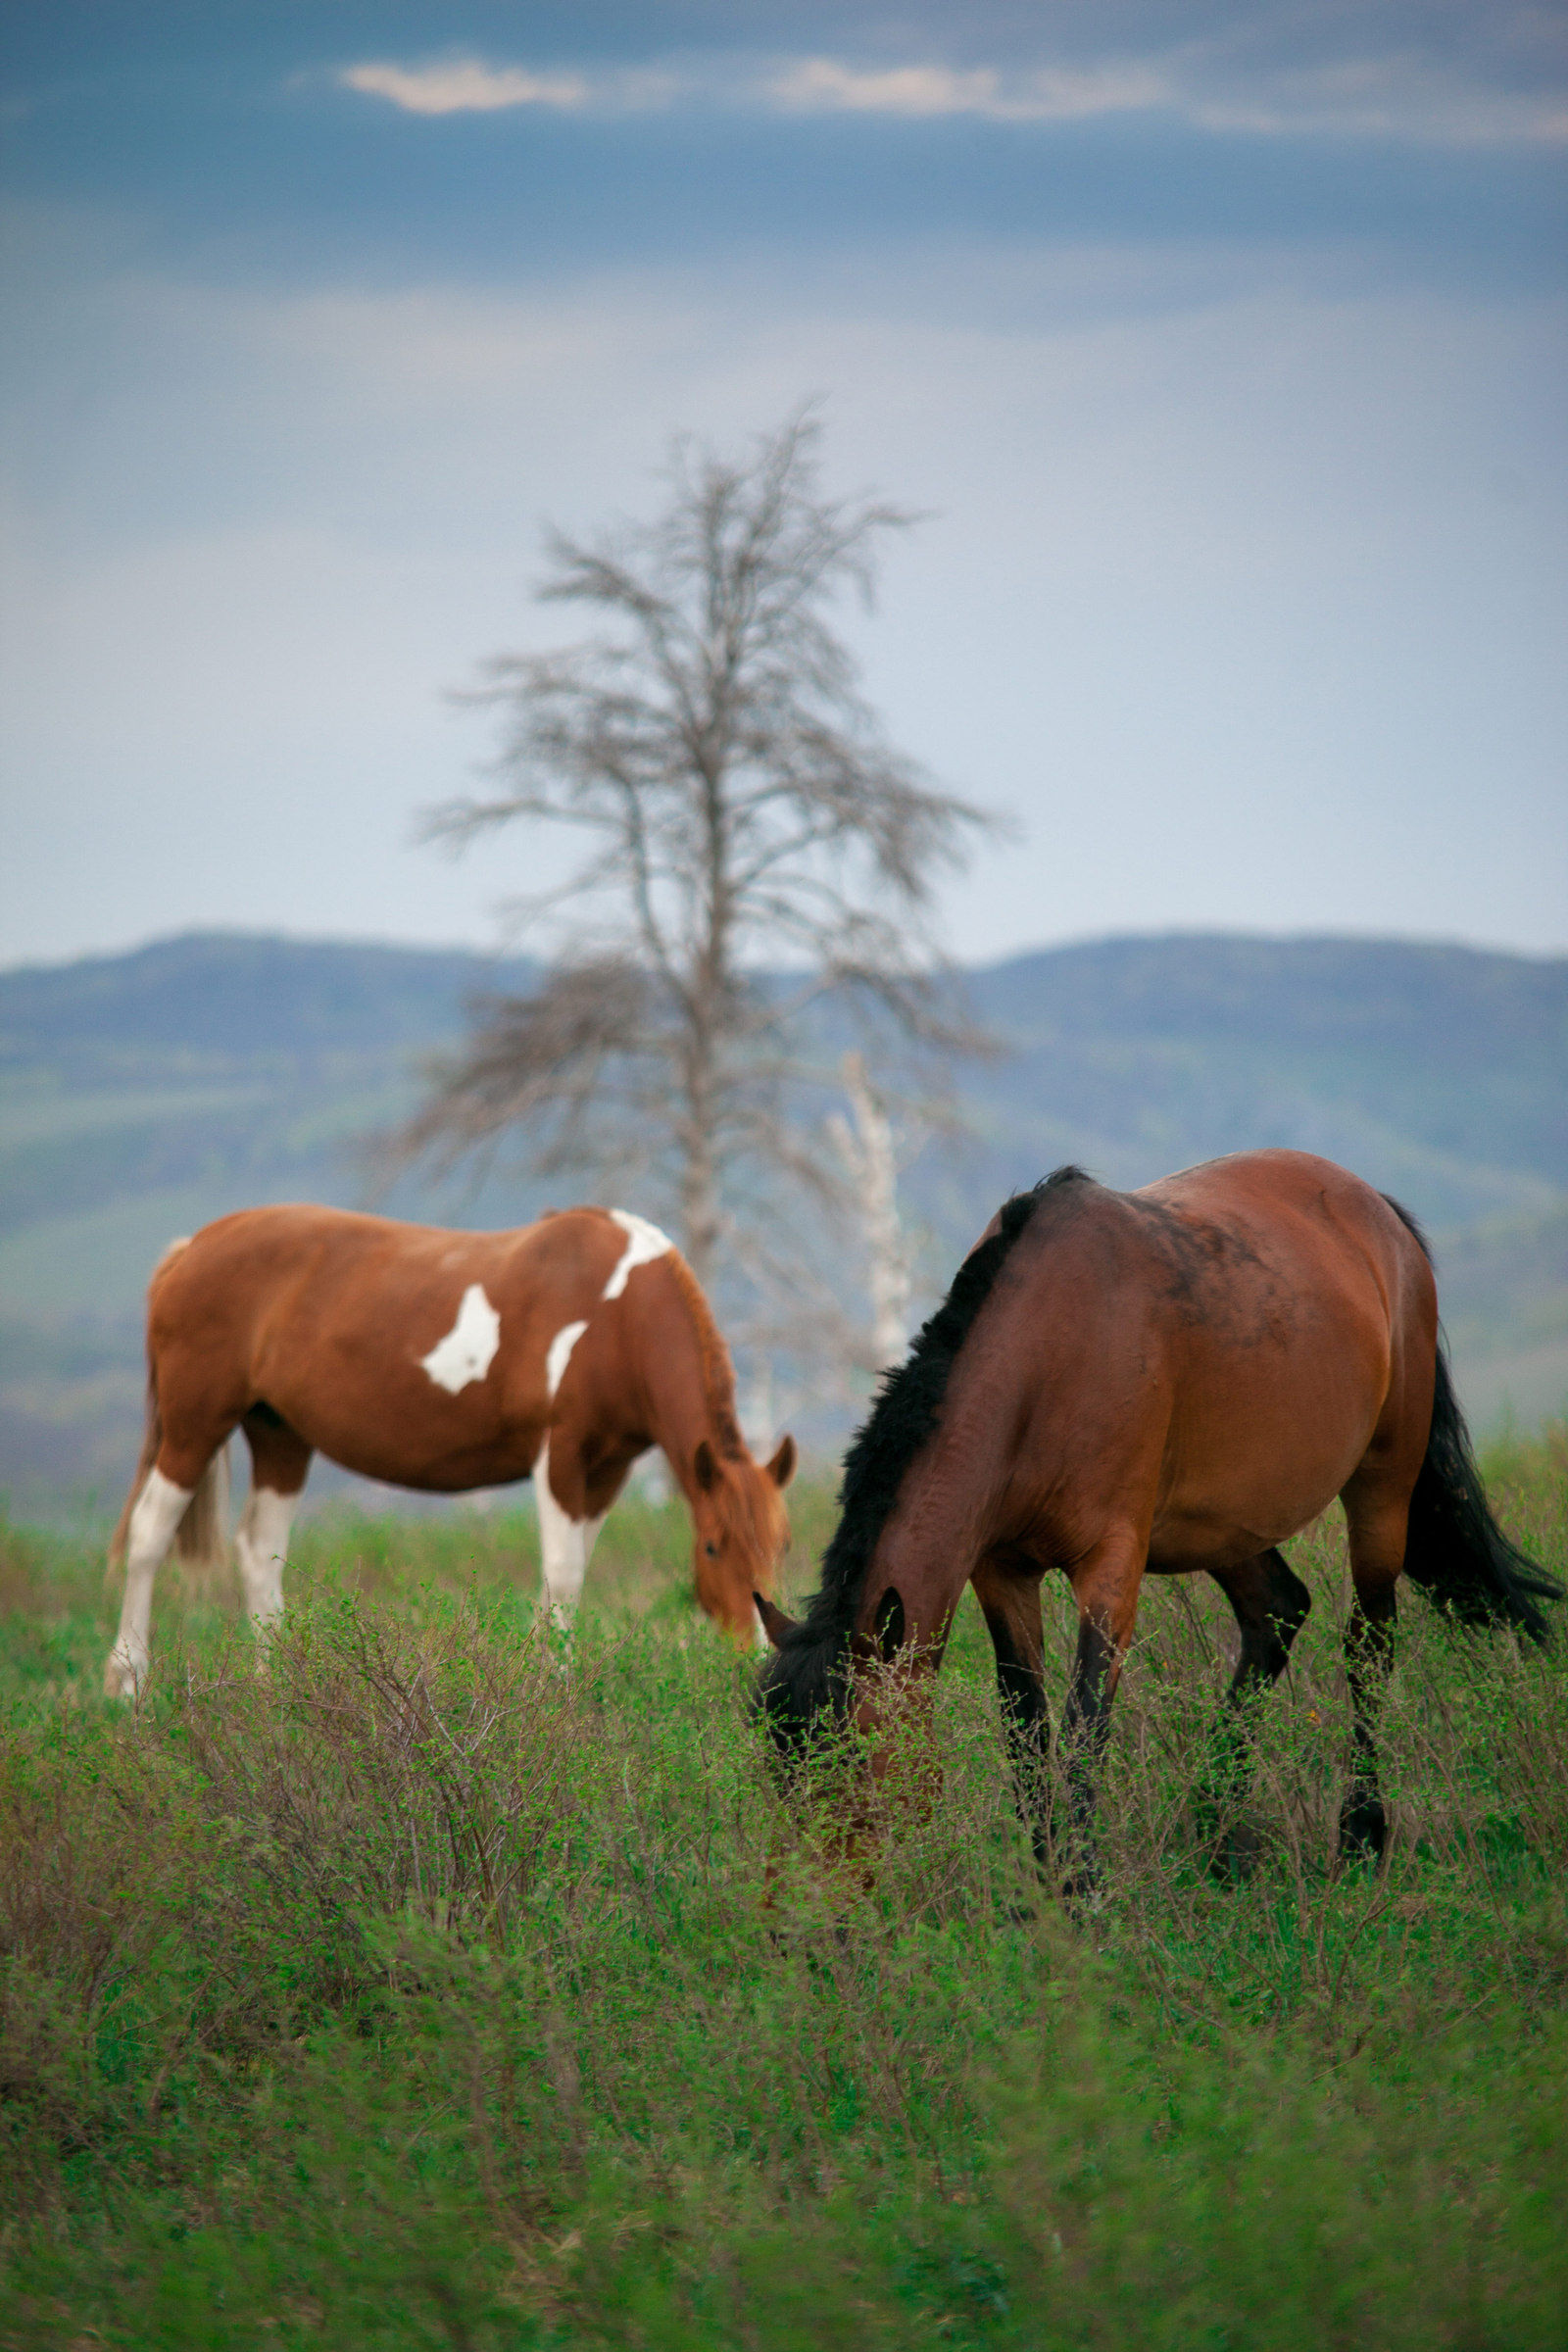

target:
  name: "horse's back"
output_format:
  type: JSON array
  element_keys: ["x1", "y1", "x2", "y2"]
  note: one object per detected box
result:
[
  {"x1": 146, "y1": 1203, "x2": 609, "y2": 1324},
  {"x1": 150, "y1": 1201, "x2": 390, "y2": 1298}
]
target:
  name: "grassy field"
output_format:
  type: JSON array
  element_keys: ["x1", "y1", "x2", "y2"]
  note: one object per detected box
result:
[{"x1": 2, "y1": 1436, "x2": 1566, "y2": 2349}]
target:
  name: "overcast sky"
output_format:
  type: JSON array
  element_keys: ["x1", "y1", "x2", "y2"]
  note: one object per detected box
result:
[{"x1": 2, "y1": 2, "x2": 1565, "y2": 970}]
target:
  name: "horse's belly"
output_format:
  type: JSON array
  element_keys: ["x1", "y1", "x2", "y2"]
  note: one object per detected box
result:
[
  {"x1": 1147, "y1": 1336, "x2": 1385, "y2": 1570},
  {"x1": 314, "y1": 1425, "x2": 540, "y2": 1494},
  {"x1": 1147, "y1": 1480, "x2": 1339, "y2": 1572},
  {"x1": 265, "y1": 1374, "x2": 541, "y2": 1493}
]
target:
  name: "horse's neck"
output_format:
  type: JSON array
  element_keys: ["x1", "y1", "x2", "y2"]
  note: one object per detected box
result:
[
  {"x1": 865, "y1": 1392, "x2": 1015, "y2": 1635},
  {"x1": 636, "y1": 1295, "x2": 735, "y2": 1493}
]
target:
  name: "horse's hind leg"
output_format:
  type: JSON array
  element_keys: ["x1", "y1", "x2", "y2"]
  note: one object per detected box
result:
[
  {"x1": 1197, "y1": 1548, "x2": 1311, "y2": 1877},
  {"x1": 106, "y1": 1369, "x2": 240, "y2": 1696},
  {"x1": 972, "y1": 1556, "x2": 1052, "y2": 1875},
  {"x1": 1338, "y1": 1477, "x2": 1407, "y2": 1862},
  {"x1": 107, "y1": 1467, "x2": 199, "y2": 1697},
  {"x1": 235, "y1": 1411, "x2": 312, "y2": 1648}
]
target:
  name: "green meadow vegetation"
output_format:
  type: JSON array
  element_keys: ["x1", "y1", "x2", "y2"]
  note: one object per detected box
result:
[{"x1": 3, "y1": 1437, "x2": 1566, "y2": 2349}]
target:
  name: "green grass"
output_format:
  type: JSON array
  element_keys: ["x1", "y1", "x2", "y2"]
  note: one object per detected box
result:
[{"x1": 2, "y1": 1441, "x2": 1566, "y2": 2349}]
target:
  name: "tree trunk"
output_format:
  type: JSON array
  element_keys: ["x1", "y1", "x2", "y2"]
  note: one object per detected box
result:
[{"x1": 836, "y1": 1052, "x2": 911, "y2": 1371}]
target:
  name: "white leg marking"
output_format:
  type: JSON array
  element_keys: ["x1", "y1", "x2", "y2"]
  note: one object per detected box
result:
[
  {"x1": 603, "y1": 1210, "x2": 674, "y2": 1298},
  {"x1": 106, "y1": 1467, "x2": 193, "y2": 1697},
  {"x1": 420, "y1": 1283, "x2": 502, "y2": 1395},
  {"x1": 546, "y1": 1318, "x2": 588, "y2": 1399},
  {"x1": 534, "y1": 1435, "x2": 608, "y2": 1630},
  {"x1": 754, "y1": 1607, "x2": 769, "y2": 1652},
  {"x1": 234, "y1": 1486, "x2": 298, "y2": 1641}
]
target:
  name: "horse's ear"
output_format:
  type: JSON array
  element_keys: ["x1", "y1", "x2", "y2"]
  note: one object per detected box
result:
[
  {"x1": 765, "y1": 1434, "x2": 798, "y2": 1490},
  {"x1": 754, "y1": 1592, "x2": 799, "y2": 1649},
  {"x1": 694, "y1": 1438, "x2": 719, "y2": 1493}
]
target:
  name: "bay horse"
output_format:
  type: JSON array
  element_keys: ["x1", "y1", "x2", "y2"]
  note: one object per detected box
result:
[
  {"x1": 758, "y1": 1150, "x2": 1559, "y2": 1889},
  {"x1": 105, "y1": 1203, "x2": 796, "y2": 1696}
]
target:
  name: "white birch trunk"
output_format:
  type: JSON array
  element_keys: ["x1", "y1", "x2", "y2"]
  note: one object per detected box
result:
[{"x1": 830, "y1": 1052, "x2": 911, "y2": 1373}]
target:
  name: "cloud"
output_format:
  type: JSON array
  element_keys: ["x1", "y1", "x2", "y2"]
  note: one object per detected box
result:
[
  {"x1": 767, "y1": 50, "x2": 1568, "y2": 146},
  {"x1": 339, "y1": 59, "x2": 589, "y2": 116},
  {"x1": 768, "y1": 58, "x2": 1167, "y2": 123},
  {"x1": 336, "y1": 45, "x2": 1568, "y2": 148}
]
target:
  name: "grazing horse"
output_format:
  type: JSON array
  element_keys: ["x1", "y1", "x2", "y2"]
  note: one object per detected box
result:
[
  {"x1": 106, "y1": 1203, "x2": 796, "y2": 1695},
  {"x1": 758, "y1": 1151, "x2": 1558, "y2": 1889}
]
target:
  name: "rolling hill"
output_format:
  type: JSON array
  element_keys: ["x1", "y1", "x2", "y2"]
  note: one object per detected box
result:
[{"x1": 1, "y1": 929, "x2": 1563, "y2": 1514}]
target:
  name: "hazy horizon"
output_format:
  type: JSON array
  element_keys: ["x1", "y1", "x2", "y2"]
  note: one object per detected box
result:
[{"x1": 4, "y1": 917, "x2": 1567, "y2": 985}]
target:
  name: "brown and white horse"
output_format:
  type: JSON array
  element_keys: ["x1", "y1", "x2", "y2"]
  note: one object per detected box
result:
[{"x1": 106, "y1": 1203, "x2": 796, "y2": 1695}]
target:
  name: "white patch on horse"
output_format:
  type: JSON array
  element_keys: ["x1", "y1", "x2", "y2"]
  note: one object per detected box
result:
[
  {"x1": 602, "y1": 1209, "x2": 674, "y2": 1299},
  {"x1": 420, "y1": 1283, "x2": 502, "y2": 1395},
  {"x1": 545, "y1": 1318, "x2": 589, "y2": 1400},
  {"x1": 534, "y1": 1434, "x2": 608, "y2": 1629}
]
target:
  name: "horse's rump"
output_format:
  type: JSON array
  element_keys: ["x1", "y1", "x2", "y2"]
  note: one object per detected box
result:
[{"x1": 1121, "y1": 1153, "x2": 1438, "y2": 1561}]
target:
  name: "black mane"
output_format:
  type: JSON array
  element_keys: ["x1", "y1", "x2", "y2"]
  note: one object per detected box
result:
[{"x1": 757, "y1": 1166, "x2": 1093, "y2": 1748}]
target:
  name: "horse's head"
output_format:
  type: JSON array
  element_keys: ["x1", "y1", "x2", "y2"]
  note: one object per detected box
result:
[
  {"x1": 689, "y1": 1433, "x2": 797, "y2": 1642},
  {"x1": 754, "y1": 1584, "x2": 937, "y2": 1899},
  {"x1": 754, "y1": 1582, "x2": 913, "y2": 1753}
]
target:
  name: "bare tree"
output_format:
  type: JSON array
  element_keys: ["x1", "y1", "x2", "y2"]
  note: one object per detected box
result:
[{"x1": 388, "y1": 411, "x2": 994, "y2": 1298}]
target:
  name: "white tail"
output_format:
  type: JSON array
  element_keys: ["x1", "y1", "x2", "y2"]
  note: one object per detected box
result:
[{"x1": 173, "y1": 1443, "x2": 231, "y2": 1569}]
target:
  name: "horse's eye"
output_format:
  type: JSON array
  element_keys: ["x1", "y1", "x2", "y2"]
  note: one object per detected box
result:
[{"x1": 705, "y1": 1542, "x2": 718, "y2": 1558}]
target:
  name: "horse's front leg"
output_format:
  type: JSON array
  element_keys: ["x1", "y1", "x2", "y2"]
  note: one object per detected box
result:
[
  {"x1": 532, "y1": 1433, "x2": 610, "y2": 1632},
  {"x1": 971, "y1": 1554, "x2": 1052, "y2": 1875},
  {"x1": 1055, "y1": 1535, "x2": 1145, "y2": 1899}
]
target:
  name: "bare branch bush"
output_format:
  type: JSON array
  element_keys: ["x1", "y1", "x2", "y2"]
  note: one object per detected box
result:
[{"x1": 380, "y1": 410, "x2": 999, "y2": 1364}]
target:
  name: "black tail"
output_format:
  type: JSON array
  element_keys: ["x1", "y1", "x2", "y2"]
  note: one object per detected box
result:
[{"x1": 1401, "y1": 1342, "x2": 1562, "y2": 1644}]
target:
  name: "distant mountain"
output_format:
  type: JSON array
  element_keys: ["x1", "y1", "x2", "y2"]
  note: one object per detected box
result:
[
  {"x1": 957, "y1": 936, "x2": 1567, "y2": 1231},
  {"x1": 1, "y1": 929, "x2": 1563, "y2": 1513},
  {"x1": 0, "y1": 932, "x2": 531, "y2": 1074}
]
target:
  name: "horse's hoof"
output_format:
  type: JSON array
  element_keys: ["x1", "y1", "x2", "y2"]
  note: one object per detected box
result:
[
  {"x1": 1058, "y1": 1867, "x2": 1103, "y2": 1910},
  {"x1": 1338, "y1": 1793, "x2": 1388, "y2": 1863}
]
